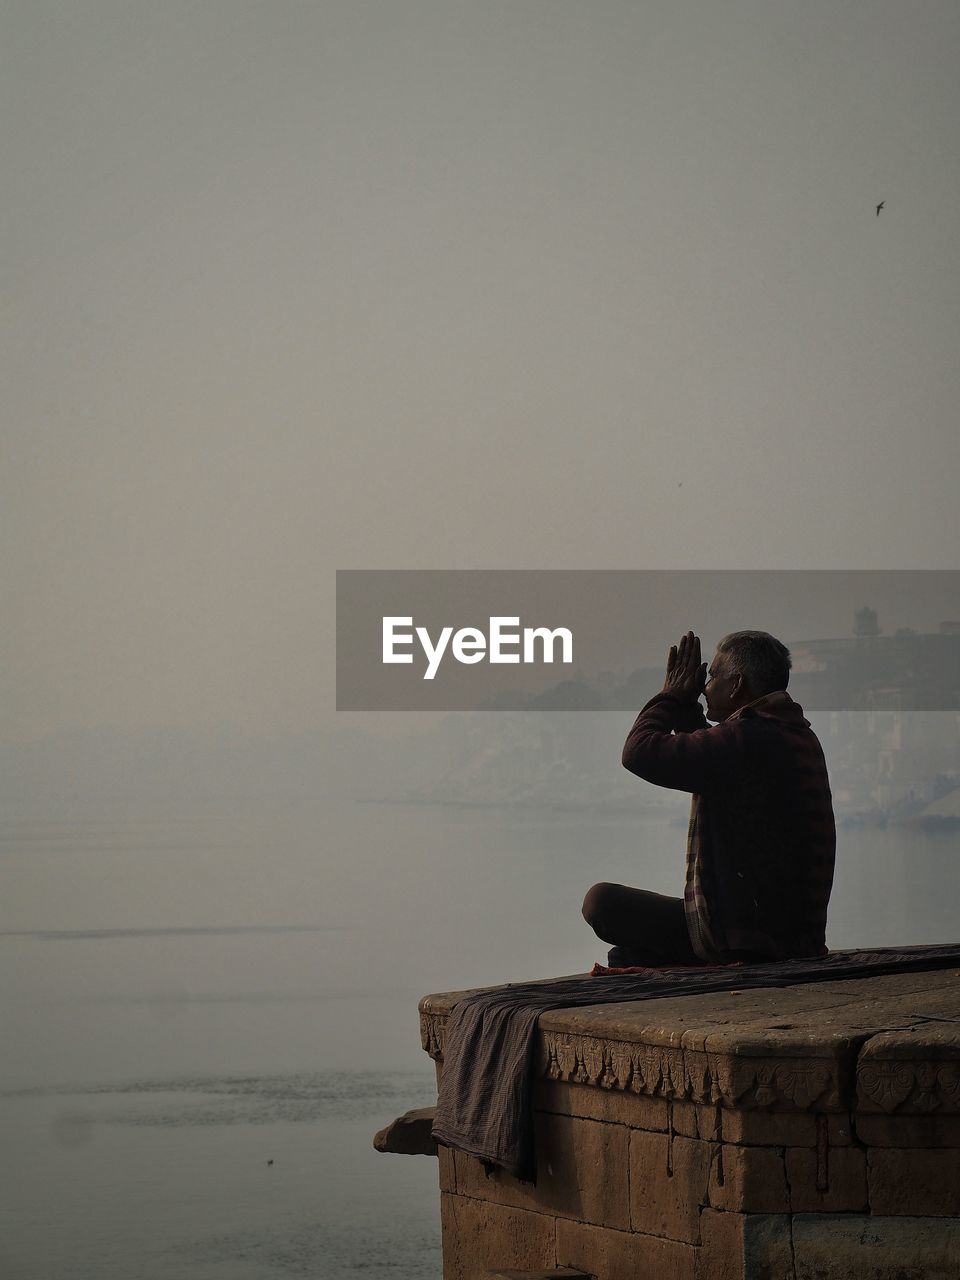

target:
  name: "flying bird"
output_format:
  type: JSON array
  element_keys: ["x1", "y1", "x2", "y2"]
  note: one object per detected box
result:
[{"x1": 876, "y1": 201, "x2": 885, "y2": 216}]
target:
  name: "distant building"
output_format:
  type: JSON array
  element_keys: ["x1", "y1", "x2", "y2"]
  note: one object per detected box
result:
[{"x1": 788, "y1": 617, "x2": 960, "y2": 712}]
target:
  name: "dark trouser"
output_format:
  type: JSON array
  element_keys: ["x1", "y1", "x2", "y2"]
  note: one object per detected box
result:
[{"x1": 581, "y1": 882, "x2": 702, "y2": 967}]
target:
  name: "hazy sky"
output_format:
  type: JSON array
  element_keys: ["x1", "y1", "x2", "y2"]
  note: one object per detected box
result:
[{"x1": 4, "y1": 1, "x2": 959, "y2": 740}]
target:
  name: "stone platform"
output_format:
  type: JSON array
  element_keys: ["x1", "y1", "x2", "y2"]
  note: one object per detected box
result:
[{"x1": 417, "y1": 967, "x2": 960, "y2": 1279}]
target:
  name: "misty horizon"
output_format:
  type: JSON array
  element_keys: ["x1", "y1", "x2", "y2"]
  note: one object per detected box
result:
[{"x1": 3, "y1": 4, "x2": 958, "y2": 1277}]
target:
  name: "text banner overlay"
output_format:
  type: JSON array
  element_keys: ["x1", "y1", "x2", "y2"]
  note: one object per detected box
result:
[{"x1": 336, "y1": 570, "x2": 960, "y2": 711}]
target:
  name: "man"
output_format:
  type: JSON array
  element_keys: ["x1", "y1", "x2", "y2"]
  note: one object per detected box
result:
[{"x1": 582, "y1": 630, "x2": 836, "y2": 967}]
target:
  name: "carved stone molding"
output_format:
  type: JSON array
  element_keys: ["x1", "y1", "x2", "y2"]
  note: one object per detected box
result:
[
  {"x1": 423, "y1": 1005, "x2": 960, "y2": 1117},
  {"x1": 535, "y1": 1030, "x2": 839, "y2": 1113},
  {"x1": 858, "y1": 1062, "x2": 960, "y2": 1115},
  {"x1": 421, "y1": 1008, "x2": 843, "y2": 1113}
]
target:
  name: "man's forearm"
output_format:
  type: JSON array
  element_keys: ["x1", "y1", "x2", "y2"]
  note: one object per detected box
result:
[
  {"x1": 622, "y1": 693, "x2": 715, "y2": 792},
  {"x1": 672, "y1": 698, "x2": 709, "y2": 734},
  {"x1": 633, "y1": 691, "x2": 707, "y2": 732}
]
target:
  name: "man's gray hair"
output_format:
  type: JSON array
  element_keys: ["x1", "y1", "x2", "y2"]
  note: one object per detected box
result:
[{"x1": 716, "y1": 631, "x2": 791, "y2": 696}]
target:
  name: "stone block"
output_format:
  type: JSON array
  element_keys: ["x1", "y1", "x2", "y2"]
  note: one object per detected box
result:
[
  {"x1": 791, "y1": 1213, "x2": 960, "y2": 1280},
  {"x1": 696, "y1": 1105, "x2": 819, "y2": 1148},
  {"x1": 688, "y1": 1107, "x2": 852, "y2": 1149},
  {"x1": 784, "y1": 1146, "x2": 867, "y2": 1212},
  {"x1": 707, "y1": 1142, "x2": 789, "y2": 1213},
  {"x1": 533, "y1": 1077, "x2": 669, "y2": 1131},
  {"x1": 856, "y1": 1113, "x2": 960, "y2": 1148},
  {"x1": 439, "y1": 1144, "x2": 456, "y2": 1193},
  {"x1": 697, "y1": 1211, "x2": 796, "y2": 1280},
  {"x1": 556, "y1": 1218, "x2": 695, "y2": 1280},
  {"x1": 670, "y1": 1101, "x2": 702, "y2": 1139},
  {"x1": 629, "y1": 1130, "x2": 711, "y2": 1244},
  {"x1": 719, "y1": 1054, "x2": 842, "y2": 1112},
  {"x1": 454, "y1": 1113, "x2": 631, "y2": 1229},
  {"x1": 741, "y1": 1216, "x2": 798, "y2": 1280},
  {"x1": 857, "y1": 1035, "x2": 960, "y2": 1117},
  {"x1": 440, "y1": 1194, "x2": 556, "y2": 1280},
  {"x1": 695, "y1": 1208, "x2": 744, "y2": 1280},
  {"x1": 373, "y1": 1106, "x2": 437, "y2": 1156},
  {"x1": 868, "y1": 1148, "x2": 960, "y2": 1216},
  {"x1": 827, "y1": 1112, "x2": 853, "y2": 1145}
]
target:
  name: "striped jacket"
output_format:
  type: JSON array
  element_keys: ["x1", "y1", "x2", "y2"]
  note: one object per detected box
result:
[{"x1": 622, "y1": 690, "x2": 836, "y2": 962}]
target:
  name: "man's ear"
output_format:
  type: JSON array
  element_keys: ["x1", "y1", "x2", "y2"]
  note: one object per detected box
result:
[{"x1": 731, "y1": 673, "x2": 755, "y2": 706}]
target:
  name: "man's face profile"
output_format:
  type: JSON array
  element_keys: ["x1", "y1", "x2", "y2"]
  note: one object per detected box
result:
[{"x1": 704, "y1": 652, "x2": 739, "y2": 723}]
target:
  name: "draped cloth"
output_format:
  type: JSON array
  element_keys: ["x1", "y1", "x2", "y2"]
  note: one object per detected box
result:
[{"x1": 431, "y1": 944, "x2": 960, "y2": 1182}]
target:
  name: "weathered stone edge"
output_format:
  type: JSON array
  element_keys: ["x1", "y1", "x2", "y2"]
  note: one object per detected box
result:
[
  {"x1": 421, "y1": 1010, "x2": 960, "y2": 1116},
  {"x1": 858, "y1": 1060, "x2": 960, "y2": 1115},
  {"x1": 420, "y1": 1010, "x2": 844, "y2": 1113}
]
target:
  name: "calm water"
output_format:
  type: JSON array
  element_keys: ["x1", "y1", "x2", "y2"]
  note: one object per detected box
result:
[
  {"x1": 0, "y1": 1072, "x2": 440, "y2": 1280},
  {"x1": 1, "y1": 799, "x2": 957, "y2": 1277}
]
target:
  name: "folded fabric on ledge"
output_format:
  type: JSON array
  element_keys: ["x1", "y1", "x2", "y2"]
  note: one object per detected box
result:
[
  {"x1": 589, "y1": 959, "x2": 745, "y2": 976},
  {"x1": 431, "y1": 943, "x2": 960, "y2": 1183}
]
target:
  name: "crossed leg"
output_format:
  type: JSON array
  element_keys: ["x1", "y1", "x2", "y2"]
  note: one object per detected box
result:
[{"x1": 581, "y1": 882, "x2": 702, "y2": 967}]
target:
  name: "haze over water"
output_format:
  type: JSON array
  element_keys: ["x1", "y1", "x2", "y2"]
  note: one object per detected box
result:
[
  {"x1": 3, "y1": 791, "x2": 957, "y2": 1278},
  {"x1": 3, "y1": 1, "x2": 959, "y2": 1276}
]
